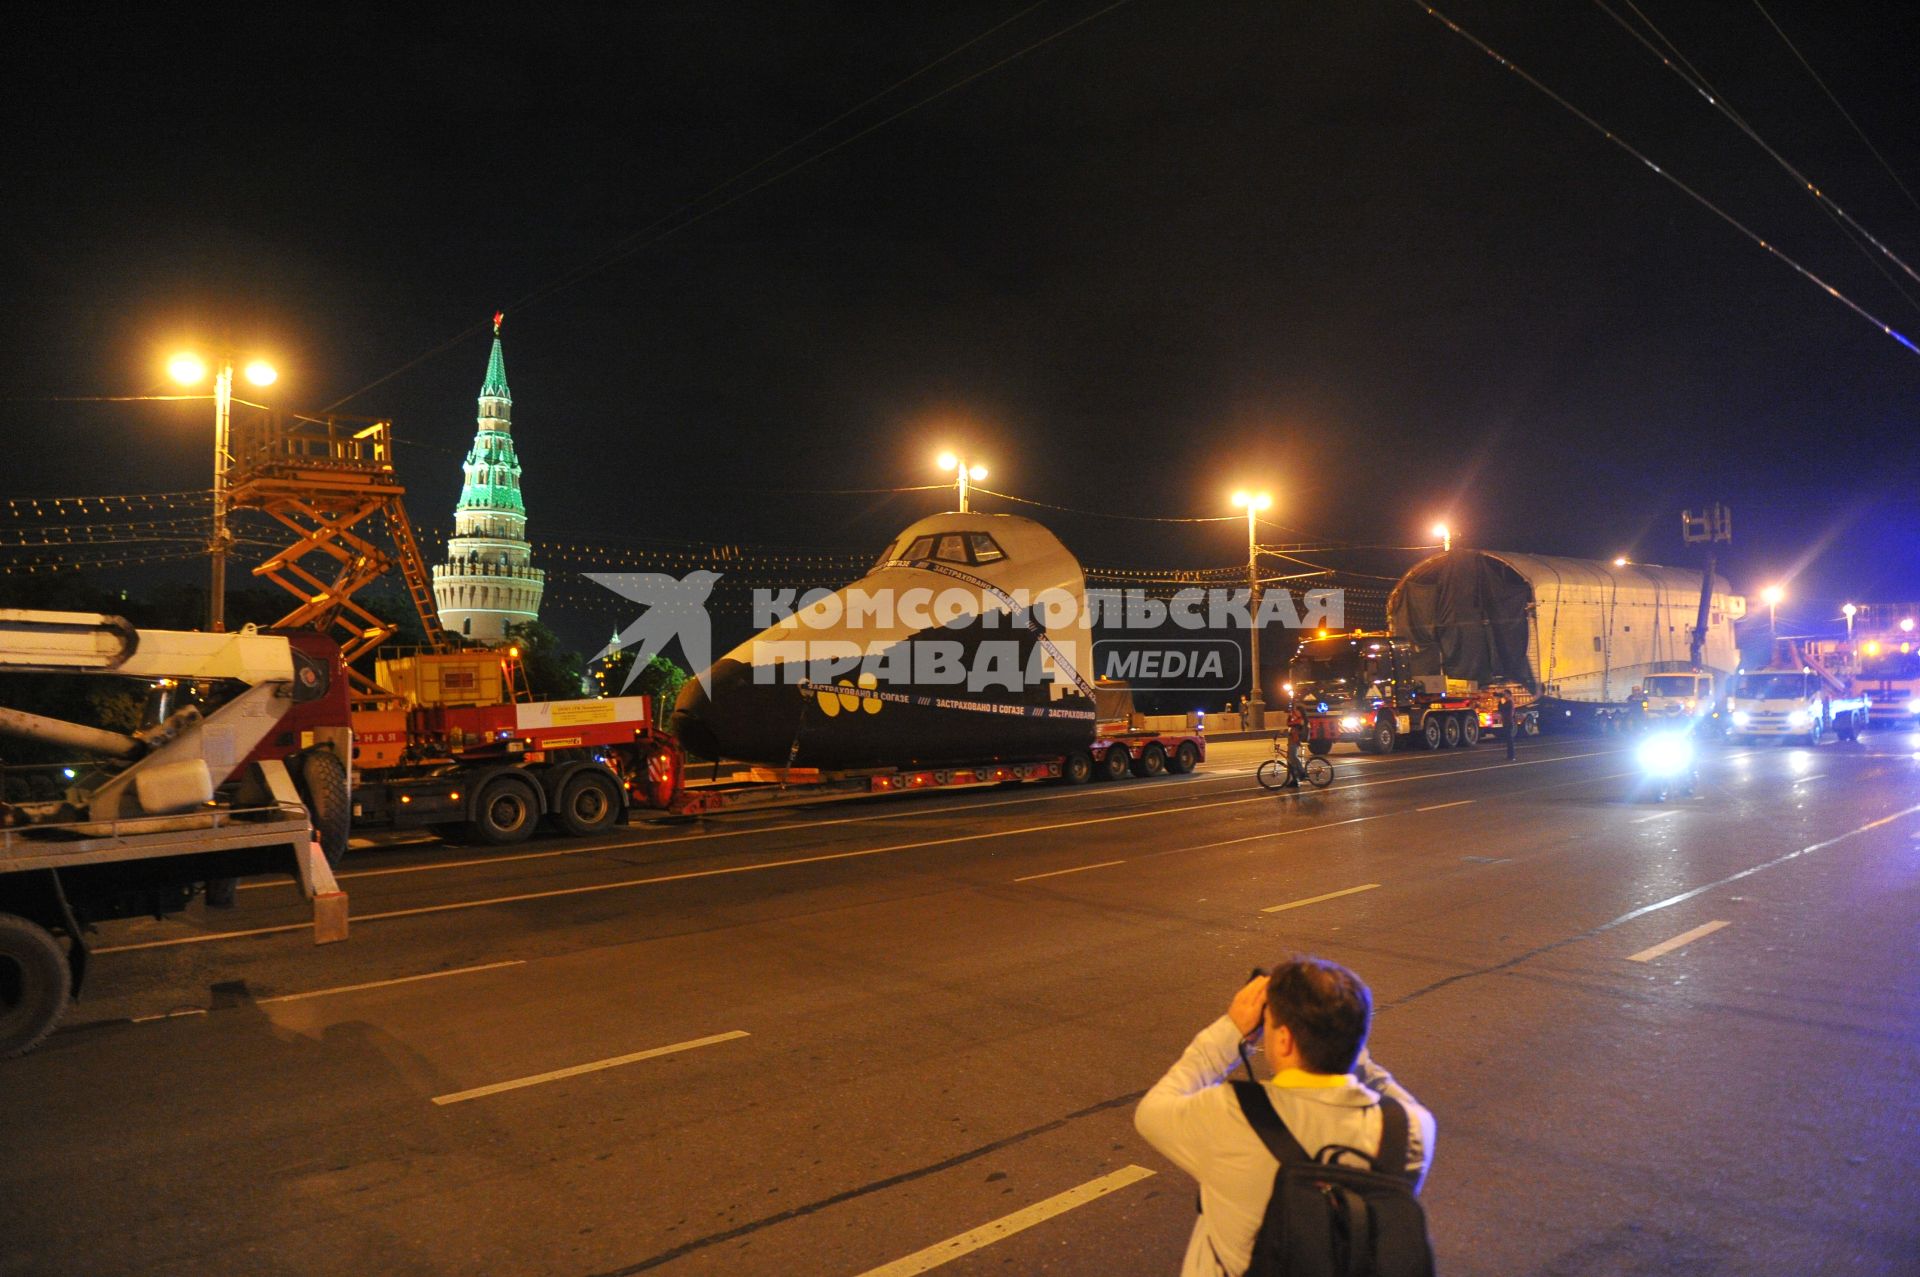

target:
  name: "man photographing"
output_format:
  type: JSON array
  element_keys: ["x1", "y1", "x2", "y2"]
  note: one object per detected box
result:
[{"x1": 1135, "y1": 957, "x2": 1435, "y2": 1275}]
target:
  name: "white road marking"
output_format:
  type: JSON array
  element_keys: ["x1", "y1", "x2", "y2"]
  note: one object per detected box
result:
[
  {"x1": 1627, "y1": 920, "x2": 1731, "y2": 963},
  {"x1": 99, "y1": 748, "x2": 1626, "y2": 952},
  {"x1": 853, "y1": 1165, "x2": 1156, "y2": 1277},
  {"x1": 1416, "y1": 800, "x2": 1475, "y2": 812},
  {"x1": 242, "y1": 744, "x2": 1622, "y2": 890},
  {"x1": 259, "y1": 959, "x2": 524, "y2": 1005},
  {"x1": 431, "y1": 1030, "x2": 750, "y2": 1106},
  {"x1": 1598, "y1": 804, "x2": 1920, "y2": 930},
  {"x1": 1263, "y1": 883, "x2": 1381, "y2": 913},
  {"x1": 130, "y1": 1008, "x2": 207, "y2": 1024},
  {"x1": 1632, "y1": 810, "x2": 1677, "y2": 823},
  {"x1": 1793, "y1": 773, "x2": 1825, "y2": 783},
  {"x1": 1013, "y1": 859, "x2": 1126, "y2": 883}
]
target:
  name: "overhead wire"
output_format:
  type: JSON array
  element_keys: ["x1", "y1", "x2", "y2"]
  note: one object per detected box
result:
[
  {"x1": 1403, "y1": 0, "x2": 1920, "y2": 359},
  {"x1": 1747, "y1": 0, "x2": 1920, "y2": 221},
  {"x1": 1592, "y1": 0, "x2": 1920, "y2": 313}
]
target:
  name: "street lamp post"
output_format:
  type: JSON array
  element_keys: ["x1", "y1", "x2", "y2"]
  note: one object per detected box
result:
[
  {"x1": 171, "y1": 352, "x2": 276, "y2": 631},
  {"x1": 1431, "y1": 522, "x2": 1452, "y2": 552},
  {"x1": 1761, "y1": 584, "x2": 1784, "y2": 651},
  {"x1": 1232, "y1": 491, "x2": 1273, "y2": 729},
  {"x1": 1842, "y1": 602, "x2": 1856, "y2": 645},
  {"x1": 937, "y1": 452, "x2": 987, "y2": 513}
]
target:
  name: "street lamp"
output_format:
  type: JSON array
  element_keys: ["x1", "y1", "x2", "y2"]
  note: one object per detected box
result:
[
  {"x1": 1842, "y1": 602, "x2": 1857, "y2": 645},
  {"x1": 1232, "y1": 490, "x2": 1273, "y2": 729},
  {"x1": 1613, "y1": 556, "x2": 1629, "y2": 567},
  {"x1": 937, "y1": 452, "x2": 987, "y2": 513},
  {"x1": 170, "y1": 351, "x2": 277, "y2": 631},
  {"x1": 1760, "y1": 583, "x2": 1784, "y2": 647},
  {"x1": 1431, "y1": 522, "x2": 1452, "y2": 552}
]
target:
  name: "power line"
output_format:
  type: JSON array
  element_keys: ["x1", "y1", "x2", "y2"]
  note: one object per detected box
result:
[
  {"x1": 1748, "y1": 0, "x2": 1920, "y2": 222},
  {"x1": 1404, "y1": 0, "x2": 1920, "y2": 360},
  {"x1": 972, "y1": 486, "x2": 1239, "y2": 523},
  {"x1": 1592, "y1": 0, "x2": 1920, "y2": 311}
]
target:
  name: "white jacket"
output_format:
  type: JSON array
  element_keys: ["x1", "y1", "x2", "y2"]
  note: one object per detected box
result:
[{"x1": 1135, "y1": 1015, "x2": 1435, "y2": 1277}]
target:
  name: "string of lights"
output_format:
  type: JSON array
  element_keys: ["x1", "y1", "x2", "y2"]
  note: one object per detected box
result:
[{"x1": 1406, "y1": 0, "x2": 1920, "y2": 358}]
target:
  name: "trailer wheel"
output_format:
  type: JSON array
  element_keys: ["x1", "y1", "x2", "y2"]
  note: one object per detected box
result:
[
  {"x1": 1062, "y1": 751, "x2": 1095, "y2": 784},
  {"x1": 1441, "y1": 715, "x2": 1463, "y2": 748},
  {"x1": 1420, "y1": 715, "x2": 1444, "y2": 750},
  {"x1": 1522, "y1": 713, "x2": 1540, "y2": 737},
  {"x1": 1168, "y1": 741, "x2": 1200, "y2": 774},
  {"x1": 1132, "y1": 744, "x2": 1167, "y2": 778},
  {"x1": 556, "y1": 769, "x2": 621, "y2": 837},
  {"x1": 1099, "y1": 745, "x2": 1132, "y2": 781},
  {"x1": 1460, "y1": 717, "x2": 1481, "y2": 747},
  {"x1": 296, "y1": 749, "x2": 352, "y2": 869},
  {"x1": 468, "y1": 775, "x2": 540, "y2": 845},
  {"x1": 0, "y1": 912, "x2": 69, "y2": 1059}
]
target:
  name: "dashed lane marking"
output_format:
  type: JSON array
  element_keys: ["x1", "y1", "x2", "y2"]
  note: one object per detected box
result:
[
  {"x1": 1012, "y1": 859, "x2": 1126, "y2": 883},
  {"x1": 851, "y1": 1165, "x2": 1156, "y2": 1277},
  {"x1": 431, "y1": 1030, "x2": 750, "y2": 1106},
  {"x1": 1632, "y1": 810, "x2": 1677, "y2": 823},
  {"x1": 99, "y1": 749, "x2": 1625, "y2": 952},
  {"x1": 1416, "y1": 800, "x2": 1475, "y2": 812},
  {"x1": 1628, "y1": 920, "x2": 1731, "y2": 963},
  {"x1": 259, "y1": 959, "x2": 525, "y2": 1005},
  {"x1": 1263, "y1": 883, "x2": 1381, "y2": 913}
]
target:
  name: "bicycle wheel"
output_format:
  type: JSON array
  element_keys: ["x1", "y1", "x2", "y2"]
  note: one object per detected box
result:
[
  {"x1": 1304, "y1": 756, "x2": 1333, "y2": 788},
  {"x1": 1256, "y1": 759, "x2": 1288, "y2": 791}
]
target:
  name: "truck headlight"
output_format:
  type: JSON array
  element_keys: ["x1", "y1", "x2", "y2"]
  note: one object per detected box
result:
[
  {"x1": 1730, "y1": 710, "x2": 1750, "y2": 726},
  {"x1": 1907, "y1": 697, "x2": 1920, "y2": 715},
  {"x1": 1786, "y1": 710, "x2": 1810, "y2": 727},
  {"x1": 1339, "y1": 715, "x2": 1362, "y2": 730}
]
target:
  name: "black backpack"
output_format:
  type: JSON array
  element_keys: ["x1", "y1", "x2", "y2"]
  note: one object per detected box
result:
[{"x1": 1229, "y1": 1081, "x2": 1436, "y2": 1277}]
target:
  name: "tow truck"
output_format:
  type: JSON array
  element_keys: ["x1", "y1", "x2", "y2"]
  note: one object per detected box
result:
[
  {"x1": 0, "y1": 610, "x2": 348, "y2": 1056},
  {"x1": 1286, "y1": 630, "x2": 1536, "y2": 754},
  {"x1": 1725, "y1": 659, "x2": 1869, "y2": 745}
]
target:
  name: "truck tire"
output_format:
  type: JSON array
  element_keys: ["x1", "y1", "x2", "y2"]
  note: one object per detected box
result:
[
  {"x1": 1369, "y1": 717, "x2": 1396, "y2": 754},
  {"x1": 1168, "y1": 741, "x2": 1200, "y2": 774},
  {"x1": 1132, "y1": 744, "x2": 1167, "y2": 778},
  {"x1": 1837, "y1": 712, "x2": 1859, "y2": 743},
  {"x1": 555, "y1": 769, "x2": 621, "y2": 837},
  {"x1": 468, "y1": 774, "x2": 540, "y2": 845},
  {"x1": 1307, "y1": 739, "x2": 1333, "y2": 756},
  {"x1": 1460, "y1": 716, "x2": 1480, "y2": 747},
  {"x1": 1440, "y1": 715, "x2": 1463, "y2": 748},
  {"x1": 1523, "y1": 713, "x2": 1540, "y2": 737},
  {"x1": 0, "y1": 912, "x2": 69, "y2": 1059},
  {"x1": 1420, "y1": 715, "x2": 1444, "y2": 750},
  {"x1": 1804, "y1": 719, "x2": 1823, "y2": 748},
  {"x1": 1062, "y1": 751, "x2": 1094, "y2": 784},
  {"x1": 297, "y1": 750, "x2": 352, "y2": 869},
  {"x1": 1099, "y1": 745, "x2": 1132, "y2": 781}
]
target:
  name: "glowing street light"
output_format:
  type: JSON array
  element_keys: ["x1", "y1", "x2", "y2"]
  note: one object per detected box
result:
[
  {"x1": 1431, "y1": 522, "x2": 1452, "y2": 552},
  {"x1": 1613, "y1": 555, "x2": 1630, "y2": 567},
  {"x1": 1843, "y1": 602, "x2": 1857, "y2": 644},
  {"x1": 1760, "y1": 583, "x2": 1784, "y2": 645},
  {"x1": 1903, "y1": 617, "x2": 1916, "y2": 634},
  {"x1": 938, "y1": 452, "x2": 987, "y2": 512},
  {"x1": 170, "y1": 350, "x2": 277, "y2": 631},
  {"x1": 1232, "y1": 491, "x2": 1274, "y2": 728}
]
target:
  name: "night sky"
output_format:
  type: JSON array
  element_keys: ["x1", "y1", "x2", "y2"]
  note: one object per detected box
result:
[{"x1": 5, "y1": 1, "x2": 1917, "y2": 649}]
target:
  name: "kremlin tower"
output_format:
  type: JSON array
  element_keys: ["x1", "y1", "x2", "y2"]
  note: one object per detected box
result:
[{"x1": 432, "y1": 314, "x2": 545, "y2": 644}]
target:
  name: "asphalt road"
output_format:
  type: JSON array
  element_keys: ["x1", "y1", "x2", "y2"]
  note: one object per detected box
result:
[{"x1": 5, "y1": 728, "x2": 1918, "y2": 1276}]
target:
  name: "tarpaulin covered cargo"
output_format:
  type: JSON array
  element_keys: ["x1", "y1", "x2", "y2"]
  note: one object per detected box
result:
[{"x1": 1388, "y1": 551, "x2": 1745, "y2": 705}]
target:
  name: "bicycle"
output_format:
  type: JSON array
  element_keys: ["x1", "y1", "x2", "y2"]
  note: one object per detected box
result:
[{"x1": 1256, "y1": 737, "x2": 1332, "y2": 790}]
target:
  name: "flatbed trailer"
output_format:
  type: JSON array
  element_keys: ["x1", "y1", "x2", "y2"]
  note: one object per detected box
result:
[{"x1": 653, "y1": 729, "x2": 1206, "y2": 817}]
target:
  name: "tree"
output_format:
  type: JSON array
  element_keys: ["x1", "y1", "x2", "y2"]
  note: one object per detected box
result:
[
  {"x1": 502, "y1": 620, "x2": 587, "y2": 701},
  {"x1": 627, "y1": 654, "x2": 690, "y2": 731}
]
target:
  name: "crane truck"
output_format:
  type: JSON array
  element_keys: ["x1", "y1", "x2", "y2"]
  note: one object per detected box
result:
[
  {"x1": 1286, "y1": 630, "x2": 1536, "y2": 754},
  {"x1": 0, "y1": 610, "x2": 349, "y2": 1056}
]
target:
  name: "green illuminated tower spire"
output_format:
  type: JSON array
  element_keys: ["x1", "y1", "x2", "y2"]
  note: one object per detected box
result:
[{"x1": 432, "y1": 313, "x2": 546, "y2": 644}]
